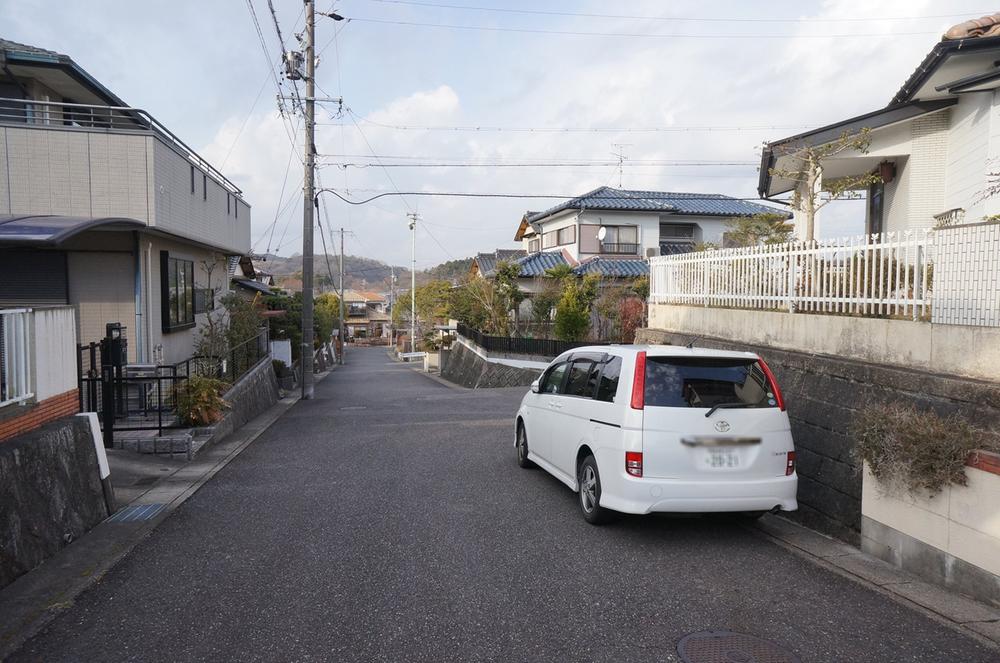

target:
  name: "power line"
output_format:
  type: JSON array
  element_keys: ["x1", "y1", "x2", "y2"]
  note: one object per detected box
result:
[
  {"x1": 316, "y1": 117, "x2": 812, "y2": 133},
  {"x1": 322, "y1": 161, "x2": 758, "y2": 169},
  {"x1": 317, "y1": 189, "x2": 793, "y2": 206},
  {"x1": 316, "y1": 153, "x2": 755, "y2": 163},
  {"x1": 349, "y1": 16, "x2": 941, "y2": 39},
  {"x1": 362, "y1": 0, "x2": 985, "y2": 24}
]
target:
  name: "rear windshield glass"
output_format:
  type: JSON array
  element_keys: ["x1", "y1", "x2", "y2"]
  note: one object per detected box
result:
[{"x1": 644, "y1": 357, "x2": 776, "y2": 409}]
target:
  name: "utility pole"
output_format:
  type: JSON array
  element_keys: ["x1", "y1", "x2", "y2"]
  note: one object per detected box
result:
[
  {"x1": 298, "y1": 0, "x2": 316, "y2": 399},
  {"x1": 389, "y1": 265, "x2": 395, "y2": 351},
  {"x1": 407, "y1": 212, "x2": 419, "y2": 353},
  {"x1": 338, "y1": 227, "x2": 345, "y2": 364}
]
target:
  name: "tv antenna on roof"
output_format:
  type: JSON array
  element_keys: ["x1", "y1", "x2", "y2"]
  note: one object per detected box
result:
[{"x1": 611, "y1": 143, "x2": 632, "y2": 189}]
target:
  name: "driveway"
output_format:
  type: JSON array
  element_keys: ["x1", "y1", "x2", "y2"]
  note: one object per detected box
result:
[{"x1": 10, "y1": 347, "x2": 997, "y2": 662}]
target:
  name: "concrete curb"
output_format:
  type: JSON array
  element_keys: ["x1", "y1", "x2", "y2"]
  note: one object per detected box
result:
[
  {"x1": 750, "y1": 514, "x2": 1000, "y2": 651},
  {"x1": 0, "y1": 371, "x2": 330, "y2": 660}
]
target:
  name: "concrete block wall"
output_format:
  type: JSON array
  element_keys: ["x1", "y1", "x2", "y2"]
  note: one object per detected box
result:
[
  {"x1": 440, "y1": 343, "x2": 541, "y2": 389},
  {"x1": 636, "y1": 327, "x2": 1000, "y2": 545},
  {"x1": 207, "y1": 357, "x2": 280, "y2": 444}
]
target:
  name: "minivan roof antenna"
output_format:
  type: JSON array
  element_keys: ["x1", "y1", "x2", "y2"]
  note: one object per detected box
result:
[{"x1": 685, "y1": 337, "x2": 699, "y2": 349}]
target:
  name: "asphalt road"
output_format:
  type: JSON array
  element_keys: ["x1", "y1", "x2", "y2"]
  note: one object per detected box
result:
[{"x1": 10, "y1": 348, "x2": 997, "y2": 662}]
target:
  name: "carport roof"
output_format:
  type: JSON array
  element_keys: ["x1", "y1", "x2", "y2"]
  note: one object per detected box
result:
[{"x1": 0, "y1": 215, "x2": 144, "y2": 246}]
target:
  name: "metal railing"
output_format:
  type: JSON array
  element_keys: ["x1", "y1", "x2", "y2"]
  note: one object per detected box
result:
[
  {"x1": 455, "y1": 322, "x2": 604, "y2": 358},
  {"x1": 650, "y1": 232, "x2": 935, "y2": 320},
  {"x1": 600, "y1": 242, "x2": 640, "y2": 255},
  {"x1": 0, "y1": 308, "x2": 34, "y2": 408},
  {"x1": 0, "y1": 96, "x2": 242, "y2": 195}
]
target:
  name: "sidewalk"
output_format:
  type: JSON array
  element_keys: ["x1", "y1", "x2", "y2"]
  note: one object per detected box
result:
[
  {"x1": 751, "y1": 515, "x2": 1000, "y2": 649},
  {"x1": 0, "y1": 371, "x2": 329, "y2": 660}
]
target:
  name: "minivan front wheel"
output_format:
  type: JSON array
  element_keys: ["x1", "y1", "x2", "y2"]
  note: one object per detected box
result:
[
  {"x1": 516, "y1": 424, "x2": 534, "y2": 468},
  {"x1": 578, "y1": 455, "x2": 615, "y2": 525}
]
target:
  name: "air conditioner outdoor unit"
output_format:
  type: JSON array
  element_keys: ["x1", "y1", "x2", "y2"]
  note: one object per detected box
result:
[{"x1": 646, "y1": 247, "x2": 660, "y2": 258}]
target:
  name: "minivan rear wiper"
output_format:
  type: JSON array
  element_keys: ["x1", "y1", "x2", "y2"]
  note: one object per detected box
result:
[{"x1": 704, "y1": 402, "x2": 748, "y2": 418}]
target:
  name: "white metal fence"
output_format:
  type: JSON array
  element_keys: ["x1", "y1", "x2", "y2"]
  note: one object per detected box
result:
[
  {"x1": 0, "y1": 308, "x2": 34, "y2": 408},
  {"x1": 650, "y1": 232, "x2": 935, "y2": 320},
  {"x1": 932, "y1": 222, "x2": 1000, "y2": 327}
]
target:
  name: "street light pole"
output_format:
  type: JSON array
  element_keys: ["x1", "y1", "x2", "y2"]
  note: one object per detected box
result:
[
  {"x1": 407, "y1": 212, "x2": 419, "y2": 352},
  {"x1": 300, "y1": 0, "x2": 316, "y2": 399}
]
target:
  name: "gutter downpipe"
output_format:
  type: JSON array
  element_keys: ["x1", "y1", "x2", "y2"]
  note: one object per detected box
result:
[
  {"x1": 133, "y1": 231, "x2": 144, "y2": 363},
  {"x1": 146, "y1": 240, "x2": 154, "y2": 364}
]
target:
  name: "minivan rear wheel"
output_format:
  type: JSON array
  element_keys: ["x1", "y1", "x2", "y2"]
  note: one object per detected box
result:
[
  {"x1": 578, "y1": 455, "x2": 615, "y2": 525},
  {"x1": 516, "y1": 424, "x2": 534, "y2": 468}
]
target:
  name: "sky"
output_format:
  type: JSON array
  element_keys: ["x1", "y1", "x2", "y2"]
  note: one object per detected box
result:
[{"x1": 3, "y1": 0, "x2": 993, "y2": 268}]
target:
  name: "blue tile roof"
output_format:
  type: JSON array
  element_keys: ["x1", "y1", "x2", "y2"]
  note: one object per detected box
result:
[
  {"x1": 572, "y1": 257, "x2": 649, "y2": 278},
  {"x1": 474, "y1": 248, "x2": 526, "y2": 277},
  {"x1": 516, "y1": 251, "x2": 568, "y2": 277},
  {"x1": 526, "y1": 186, "x2": 790, "y2": 223}
]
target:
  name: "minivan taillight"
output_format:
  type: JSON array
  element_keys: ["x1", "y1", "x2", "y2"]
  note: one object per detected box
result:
[
  {"x1": 626, "y1": 451, "x2": 643, "y2": 477},
  {"x1": 630, "y1": 351, "x2": 646, "y2": 410},
  {"x1": 785, "y1": 451, "x2": 796, "y2": 476},
  {"x1": 757, "y1": 357, "x2": 786, "y2": 411}
]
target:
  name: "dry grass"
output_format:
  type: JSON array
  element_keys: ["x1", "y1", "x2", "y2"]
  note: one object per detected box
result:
[{"x1": 852, "y1": 403, "x2": 995, "y2": 497}]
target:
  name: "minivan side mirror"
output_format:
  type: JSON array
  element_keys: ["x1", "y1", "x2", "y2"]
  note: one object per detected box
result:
[{"x1": 530, "y1": 379, "x2": 540, "y2": 394}]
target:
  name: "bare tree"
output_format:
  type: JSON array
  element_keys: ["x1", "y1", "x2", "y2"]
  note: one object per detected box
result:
[{"x1": 769, "y1": 128, "x2": 881, "y2": 241}]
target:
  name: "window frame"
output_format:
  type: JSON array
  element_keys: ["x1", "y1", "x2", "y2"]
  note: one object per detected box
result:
[
  {"x1": 202, "y1": 173, "x2": 207, "y2": 201},
  {"x1": 190, "y1": 165, "x2": 195, "y2": 194},
  {"x1": 564, "y1": 358, "x2": 597, "y2": 398},
  {"x1": 539, "y1": 361, "x2": 570, "y2": 395},
  {"x1": 160, "y1": 251, "x2": 196, "y2": 332},
  {"x1": 595, "y1": 355, "x2": 623, "y2": 403}
]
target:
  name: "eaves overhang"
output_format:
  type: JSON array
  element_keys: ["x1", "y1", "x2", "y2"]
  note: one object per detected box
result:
[
  {"x1": 757, "y1": 98, "x2": 958, "y2": 198},
  {"x1": 0, "y1": 215, "x2": 144, "y2": 246}
]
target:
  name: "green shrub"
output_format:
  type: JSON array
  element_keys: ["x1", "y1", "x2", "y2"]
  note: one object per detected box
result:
[
  {"x1": 177, "y1": 376, "x2": 230, "y2": 427},
  {"x1": 852, "y1": 403, "x2": 995, "y2": 496},
  {"x1": 272, "y1": 359, "x2": 291, "y2": 377}
]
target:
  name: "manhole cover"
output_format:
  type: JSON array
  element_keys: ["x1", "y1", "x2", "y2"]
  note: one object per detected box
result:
[{"x1": 677, "y1": 631, "x2": 800, "y2": 663}]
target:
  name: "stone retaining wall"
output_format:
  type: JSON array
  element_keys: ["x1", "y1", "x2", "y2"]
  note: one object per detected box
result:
[
  {"x1": 636, "y1": 327, "x2": 1000, "y2": 545},
  {"x1": 0, "y1": 417, "x2": 107, "y2": 590},
  {"x1": 209, "y1": 357, "x2": 281, "y2": 444},
  {"x1": 440, "y1": 343, "x2": 542, "y2": 389}
]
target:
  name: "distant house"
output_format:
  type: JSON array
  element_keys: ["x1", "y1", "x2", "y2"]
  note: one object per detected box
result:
[
  {"x1": 469, "y1": 248, "x2": 525, "y2": 279},
  {"x1": 0, "y1": 38, "x2": 251, "y2": 368},
  {"x1": 231, "y1": 256, "x2": 272, "y2": 300},
  {"x1": 515, "y1": 186, "x2": 787, "y2": 259},
  {"x1": 343, "y1": 289, "x2": 388, "y2": 340},
  {"x1": 759, "y1": 17, "x2": 1000, "y2": 237}
]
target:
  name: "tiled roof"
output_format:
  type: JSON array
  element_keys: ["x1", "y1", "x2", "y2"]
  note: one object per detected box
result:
[
  {"x1": 0, "y1": 39, "x2": 60, "y2": 59},
  {"x1": 526, "y1": 186, "x2": 789, "y2": 223},
  {"x1": 515, "y1": 251, "x2": 569, "y2": 277},
  {"x1": 474, "y1": 248, "x2": 526, "y2": 277},
  {"x1": 572, "y1": 257, "x2": 649, "y2": 278}
]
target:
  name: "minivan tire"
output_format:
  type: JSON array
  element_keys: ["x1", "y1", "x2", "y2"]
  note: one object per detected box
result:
[
  {"x1": 516, "y1": 424, "x2": 534, "y2": 469},
  {"x1": 578, "y1": 455, "x2": 615, "y2": 525}
]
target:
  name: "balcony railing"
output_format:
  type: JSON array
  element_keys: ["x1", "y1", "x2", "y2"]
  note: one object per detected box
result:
[
  {"x1": 0, "y1": 309, "x2": 34, "y2": 408},
  {"x1": 0, "y1": 96, "x2": 242, "y2": 196},
  {"x1": 600, "y1": 242, "x2": 640, "y2": 255}
]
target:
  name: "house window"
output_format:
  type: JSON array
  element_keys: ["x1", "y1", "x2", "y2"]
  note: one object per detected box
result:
[
  {"x1": 190, "y1": 166, "x2": 195, "y2": 194},
  {"x1": 227, "y1": 193, "x2": 231, "y2": 215},
  {"x1": 557, "y1": 226, "x2": 576, "y2": 246},
  {"x1": 203, "y1": 174, "x2": 207, "y2": 201},
  {"x1": 235, "y1": 200, "x2": 239, "y2": 219},
  {"x1": 600, "y1": 225, "x2": 639, "y2": 254},
  {"x1": 160, "y1": 252, "x2": 195, "y2": 332},
  {"x1": 542, "y1": 231, "x2": 557, "y2": 249},
  {"x1": 194, "y1": 288, "x2": 215, "y2": 314},
  {"x1": 867, "y1": 180, "x2": 884, "y2": 235},
  {"x1": 528, "y1": 238, "x2": 540, "y2": 253},
  {"x1": 660, "y1": 223, "x2": 695, "y2": 239}
]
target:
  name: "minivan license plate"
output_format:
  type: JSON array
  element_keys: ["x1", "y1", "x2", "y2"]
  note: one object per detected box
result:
[{"x1": 707, "y1": 448, "x2": 739, "y2": 468}]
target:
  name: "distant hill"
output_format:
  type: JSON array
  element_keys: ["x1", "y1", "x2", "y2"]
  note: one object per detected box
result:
[{"x1": 257, "y1": 254, "x2": 474, "y2": 293}]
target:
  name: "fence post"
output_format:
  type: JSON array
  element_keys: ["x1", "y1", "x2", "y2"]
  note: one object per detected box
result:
[
  {"x1": 100, "y1": 364, "x2": 115, "y2": 448},
  {"x1": 913, "y1": 243, "x2": 923, "y2": 322},
  {"x1": 702, "y1": 260, "x2": 709, "y2": 307},
  {"x1": 786, "y1": 248, "x2": 796, "y2": 313}
]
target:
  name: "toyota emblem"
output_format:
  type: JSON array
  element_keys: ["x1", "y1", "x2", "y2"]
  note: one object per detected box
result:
[{"x1": 715, "y1": 420, "x2": 731, "y2": 433}]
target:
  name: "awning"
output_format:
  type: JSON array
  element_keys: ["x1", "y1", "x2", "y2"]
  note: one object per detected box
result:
[
  {"x1": 0, "y1": 215, "x2": 144, "y2": 246},
  {"x1": 232, "y1": 277, "x2": 273, "y2": 294}
]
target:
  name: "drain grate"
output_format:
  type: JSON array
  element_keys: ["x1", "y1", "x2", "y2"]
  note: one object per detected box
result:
[
  {"x1": 677, "y1": 631, "x2": 800, "y2": 663},
  {"x1": 107, "y1": 504, "x2": 166, "y2": 523}
]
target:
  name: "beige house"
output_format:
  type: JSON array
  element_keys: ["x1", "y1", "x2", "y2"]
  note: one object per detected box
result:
[{"x1": 0, "y1": 38, "x2": 250, "y2": 365}]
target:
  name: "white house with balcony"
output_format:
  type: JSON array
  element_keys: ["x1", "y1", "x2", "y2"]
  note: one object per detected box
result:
[
  {"x1": 0, "y1": 38, "x2": 251, "y2": 370},
  {"x1": 515, "y1": 187, "x2": 789, "y2": 261}
]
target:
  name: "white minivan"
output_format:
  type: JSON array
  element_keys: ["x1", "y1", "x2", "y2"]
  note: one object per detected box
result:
[{"x1": 515, "y1": 345, "x2": 798, "y2": 524}]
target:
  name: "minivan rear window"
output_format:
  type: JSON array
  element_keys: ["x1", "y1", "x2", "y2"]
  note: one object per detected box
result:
[{"x1": 644, "y1": 357, "x2": 776, "y2": 409}]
